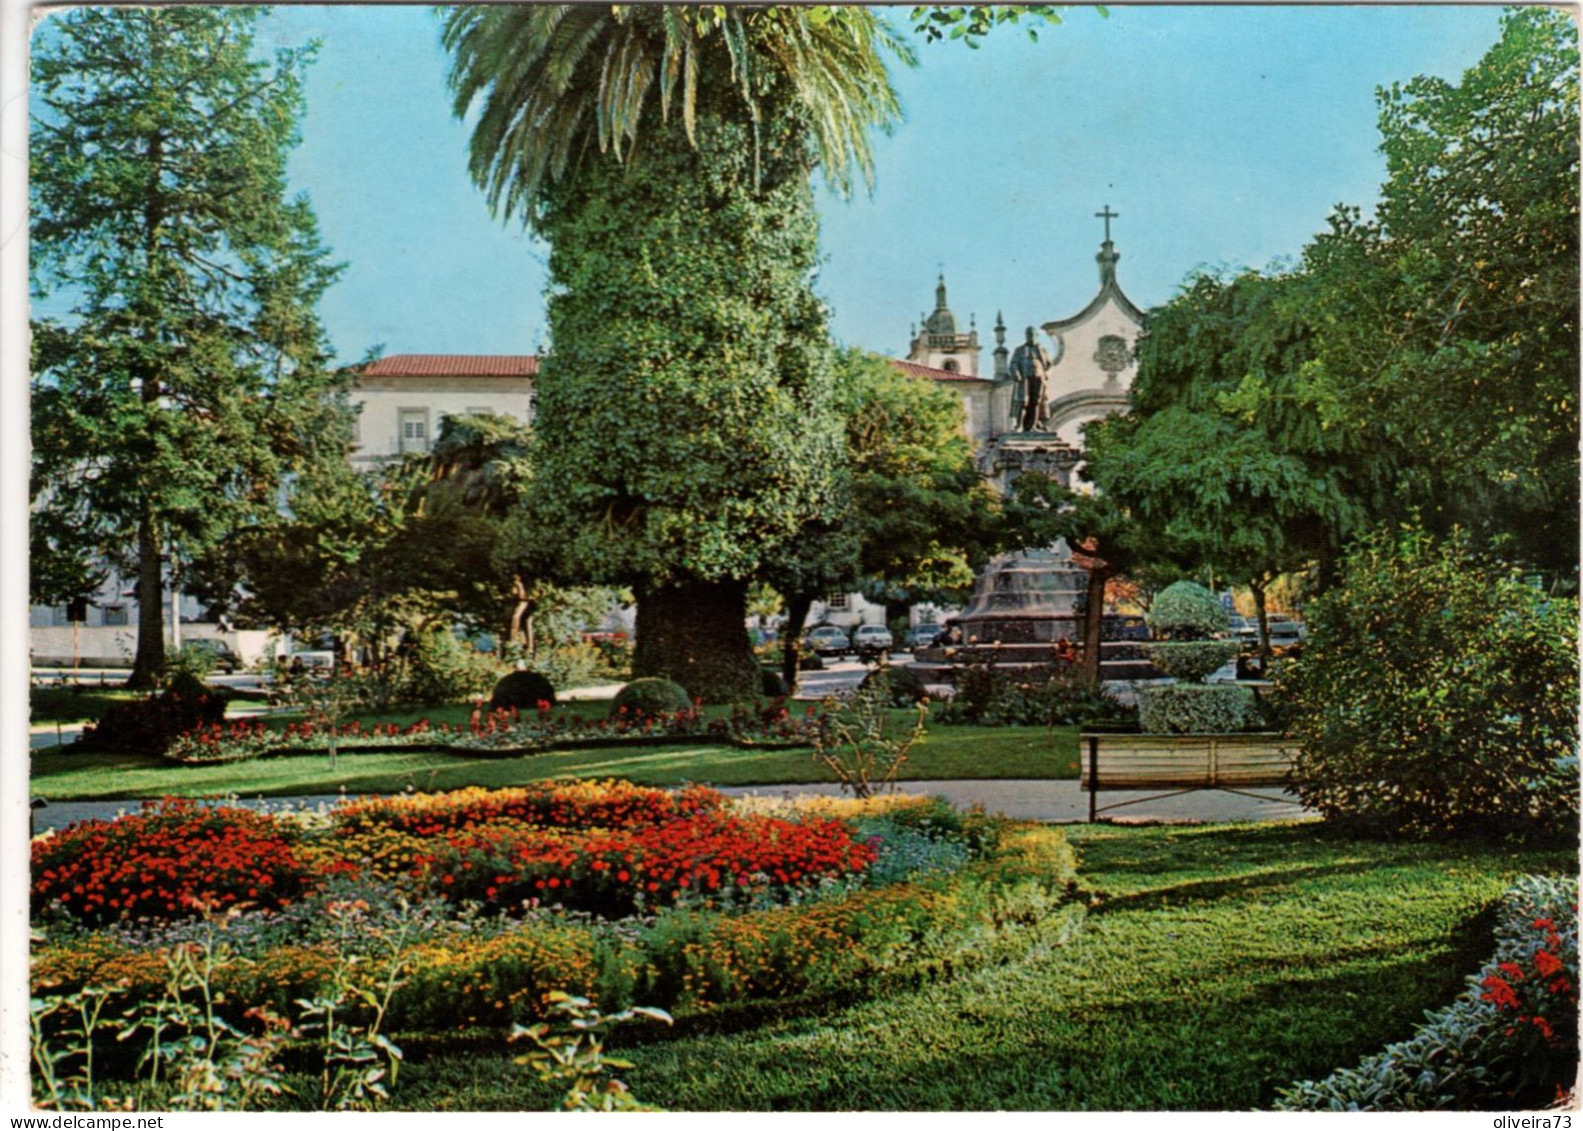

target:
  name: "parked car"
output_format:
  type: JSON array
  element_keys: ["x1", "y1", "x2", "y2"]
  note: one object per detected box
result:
[
  {"x1": 802, "y1": 625, "x2": 851, "y2": 658},
  {"x1": 287, "y1": 649, "x2": 336, "y2": 672},
  {"x1": 905, "y1": 624, "x2": 943, "y2": 650},
  {"x1": 1265, "y1": 614, "x2": 1306, "y2": 646},
  {"x1": 851, "y1": 624, "x2": 894, "y2": 659},
  {"x1": 1226, "y1": 615, "x2": 1258, "y2": 642},
  {"x1": 185, "y1": 638, "x2": 242, "y2": 674}
]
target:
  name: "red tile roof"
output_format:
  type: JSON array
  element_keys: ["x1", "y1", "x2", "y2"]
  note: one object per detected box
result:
[
  {"x1": 889, "y1": 358, "x2": 992, "y2": 384},
  {"x1": 358, "y1": 354, "x2": 983, "y2": 387},
  {"x1": 359, "y1": 354, "x2": 540, "y2": 378}
]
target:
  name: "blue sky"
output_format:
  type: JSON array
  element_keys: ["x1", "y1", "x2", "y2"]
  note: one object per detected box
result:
[{"x1": 230, "y1": 6, "x2": 1502, "y2": 361}]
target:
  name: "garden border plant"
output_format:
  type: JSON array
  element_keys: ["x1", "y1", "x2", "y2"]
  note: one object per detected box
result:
[
  {"x1": 31, "y1": 784, "x2": 1083, "y2": 1060},
  {"x1": 1276, "y1": 874, "x2": 1578, "y2": 1111}
]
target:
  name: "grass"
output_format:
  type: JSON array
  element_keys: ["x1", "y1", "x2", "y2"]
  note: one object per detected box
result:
[
  {"x1": 377, "y1": 823, "x2": 1575, "y2": 1111},
  {"x1": 29, "y1": 706, "x2": 1078, "y2": 801},
  {"x1": 30, "y1": 687, "x2": 142, "y2": 726},
  {"x1": 31, "y1": 682, "x2": 273, "y2": 725}
]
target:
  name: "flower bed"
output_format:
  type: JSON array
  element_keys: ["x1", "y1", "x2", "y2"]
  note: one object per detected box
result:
[
  {"x1": 333, "y1": 779, "x2": 724, "y2": 836},
  {"x1": 161, "y1": 701, "x2": 831, "y2": 764},
  {"x1": 32, "y1": 798, "x2": 311, "y2": 926},
  {"x1": 31, "y1": 801, "x2": 1080, "y2": 1037}
]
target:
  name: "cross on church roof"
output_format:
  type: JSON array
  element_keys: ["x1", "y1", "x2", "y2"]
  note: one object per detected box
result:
[{"x1": 1096, "y1": 204, "x2": 1118, "y2": 244}]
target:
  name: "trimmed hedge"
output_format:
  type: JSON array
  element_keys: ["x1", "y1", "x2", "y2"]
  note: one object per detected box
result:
[
  {"x1": 1146, "y1": 581, "x2": 1228, "y2": 641},
  {"x1": 610, "y1": 678, "x2": 691, "y2": 720},
  {"x1": 487, "y1": 670, "x2": 558, "y2": 712},
  {"x1": 1137, "y1": 683, "x2": 1257, "y2": 734},
  {"x1": 1142, "y1": 640, "x2": 1239, "y2": 682}
]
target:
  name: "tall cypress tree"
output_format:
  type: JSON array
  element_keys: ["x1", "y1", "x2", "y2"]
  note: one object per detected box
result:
[{"x1": 30, "y1": 7, "x2": 348, "y2": 687}]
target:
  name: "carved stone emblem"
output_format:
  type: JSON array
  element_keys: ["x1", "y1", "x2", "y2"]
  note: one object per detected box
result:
[{"x1": 1094, "y1": 334, "x2": 1130, "y2": 375}]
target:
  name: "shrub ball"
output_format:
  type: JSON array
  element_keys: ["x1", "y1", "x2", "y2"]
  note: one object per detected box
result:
[
  {"x1": 487, "y1": 670, "x2": 558, "y2": 713},
  {"x1": 1146, "y1": 581, "x2": 1229, "y2": 642},
  {"x1": 610, "y1": 677, "x2": 691, "y2": 721}
]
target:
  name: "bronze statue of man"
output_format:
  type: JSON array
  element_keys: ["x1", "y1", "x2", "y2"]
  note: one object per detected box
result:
[{"x1": 1009, "y1": 326, "x2": 1052, "y2": 432}]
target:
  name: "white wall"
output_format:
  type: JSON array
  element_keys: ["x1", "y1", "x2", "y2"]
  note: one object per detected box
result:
[{"x1": 352, "y1": 375, "x2": 535, "y2": 465}]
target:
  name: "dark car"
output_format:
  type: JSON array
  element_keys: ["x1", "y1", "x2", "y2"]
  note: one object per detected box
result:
[{"x1": 186, "y1": 638, "x2": 242, "y2": 673}]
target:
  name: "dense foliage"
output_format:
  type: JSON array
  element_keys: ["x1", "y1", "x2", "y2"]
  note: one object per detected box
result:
[
  {"x1": 78, "y1": 686, "x2": 227, "y2": 757},
  {"x1": 29, "y1": 8, "x2": 349, "y2": 686},
  {"x1": 1136, "y1": 683, "x2": 1257, "y2": 735},
  {"x1": 1281, "y1": 527, "x2": 1579, "y2": 838},
  {"x1": 1145, "y1": 581, "x2": 1228, "y2": 640}
]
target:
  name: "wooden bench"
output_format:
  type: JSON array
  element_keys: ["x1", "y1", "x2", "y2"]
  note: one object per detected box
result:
[{"x1": 1079, "y1": 731, "x2": 1297, "y2": 821}]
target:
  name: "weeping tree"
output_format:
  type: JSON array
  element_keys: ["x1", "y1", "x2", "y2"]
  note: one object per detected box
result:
[{"x1": 441, "y1": 6, "x2": 910, "y2": 701}]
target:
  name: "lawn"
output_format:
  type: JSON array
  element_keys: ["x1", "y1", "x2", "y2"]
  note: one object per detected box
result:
[
  {"x1": 30, "y1": 687, "x2": 142, "y2": 726},
  {"x1": 31, "y1": 683, "x2": 271, "y2": 725},
  {"x1": 29, "y1": 710, "x2": 1078, "y2": 801},
  {"x1": 377, "y1": 822, "x2": 1575, "y2": 1111}
]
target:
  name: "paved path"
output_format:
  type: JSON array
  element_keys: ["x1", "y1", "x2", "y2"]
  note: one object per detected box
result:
[{"x1": 30, "y1": 779, "x2": 1311, "y2": 836}]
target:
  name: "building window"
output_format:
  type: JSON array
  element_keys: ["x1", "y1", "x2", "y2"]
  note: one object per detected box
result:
[
  {"x1": 51, "y1": 605, "x2": 69, "y2": 626},
  {"x1": 825, "y1": 593, "x2": 850, "y2": 611},
  {"x1": 941, "y1": 358, "x2": 959, "y2": 372},
  {"x1": 103, "y1": 605, "x2": 128, "y2": 627},
  {"x1": 399, "y1": 408, "x2": 430, "y2": 454}
]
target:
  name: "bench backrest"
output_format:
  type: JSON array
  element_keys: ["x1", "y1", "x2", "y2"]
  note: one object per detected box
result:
[{"x1": 1081, "y1": 733, "x2": 1296, "y2": 791}]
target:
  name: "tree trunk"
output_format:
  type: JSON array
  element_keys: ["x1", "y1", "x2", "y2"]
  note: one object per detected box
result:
[
  {"x1": 780, "y1": 592, "x2": 814, "y2": 693},
  {"x1": 1079, "y1": 562, "x2": 1109, "y2": 687},
  {"x1": 634, "y1": 577, "x2": 758, "y2": 704},
  {"x1": 1252, "y1": 577, "x2": 1271, "y2": 664},
  {"x1": 505, "y1": 573, "x2": 531, "y2": 648},
  {"x1": 127, "y1": 511, "x2": 165, "y2": 689}
]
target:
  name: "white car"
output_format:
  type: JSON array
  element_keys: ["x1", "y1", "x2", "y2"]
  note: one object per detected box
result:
[
  {"x1": 288, "y1": 650, "x2": 336, "y2": 670},
  {"x1": 851, "y1": 625, "x2": 895, "y2": 657}
]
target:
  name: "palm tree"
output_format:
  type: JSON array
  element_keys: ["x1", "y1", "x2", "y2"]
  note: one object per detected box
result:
[
  {"x1": 439, "y1": 5, "x2": 914, "y2": 702},
  {"x1": 441, "y1": 5, "x2": 912, "y2": 225}
]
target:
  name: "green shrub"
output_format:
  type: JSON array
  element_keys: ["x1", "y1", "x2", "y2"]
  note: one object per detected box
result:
[
  {"x1": 760, "y1": 668, "x2": 790, "y2": 698},
  {"x1": 861, "y1": 663, "x2": 927, "y2": 706},
  {"x1": 1137, "y1": 683, "x2": 1257, "y2": 734},
  {"x1": 405, "y1": 629, "x2": 500, "y2": 706},
  {"x1": 1281, "y1": 527, "x2": 1579, "y2": 838},
  {"x1": 489, "y1": 670, "x2": 559, "y2": 712},
  {"x1": 935, "y1": 650, "x2": 1135, "y2": 728},
  {"x1": 166, "y1": 642, "x2": 216, "y2": 682},
  {"x1": 1142, "y1": 640, "x2": 1238, "y2": 682},
  {"x1": 1146, "y1": 580, "x2": 1228, "y2": 641},
  {"x1": 78, "y1": 685, "x2": 227, "y2": 755},
  {"x1": 610, "y1": 678, "x2": 691, "y2": 721},
  {"x1": 1276, "y1": 875, "x2": 1578, "y2": 1111}
]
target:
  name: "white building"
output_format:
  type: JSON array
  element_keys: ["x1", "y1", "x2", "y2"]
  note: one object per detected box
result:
[{"x1": 350, "y1": 353, "x2": 538, "y2": 464}]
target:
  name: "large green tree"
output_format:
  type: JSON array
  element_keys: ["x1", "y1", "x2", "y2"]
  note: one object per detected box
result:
[
  {"x1": 30, "y1": 7, "x2": 347, "y2": 687},
  {"x1": 442, "y1": 6, "x2": 909, "y2": 702},
  {"x1": 1083, "y1": 270, "x2": 1376, "y2": 647},
  {"x1": 1240, "y1": 8, "x2": 1579, "y2": 585},
  {"x1": 767, "y1": 348, "x2": 1001, "y2": 687}
]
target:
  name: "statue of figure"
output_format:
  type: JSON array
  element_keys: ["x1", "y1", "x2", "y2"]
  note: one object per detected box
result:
[{"x1": 1008, "y1": 327, "x2": 1052, "y2": 432}]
